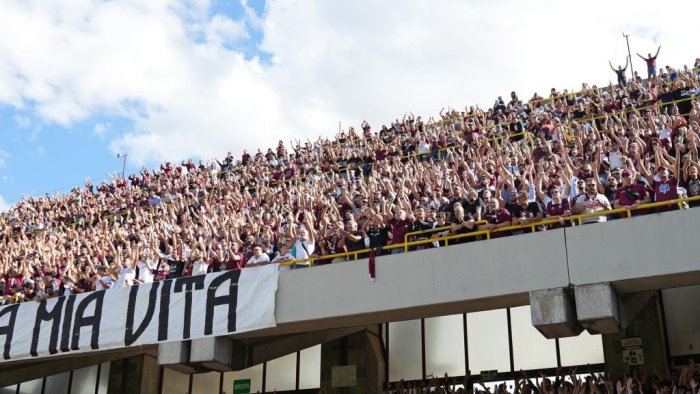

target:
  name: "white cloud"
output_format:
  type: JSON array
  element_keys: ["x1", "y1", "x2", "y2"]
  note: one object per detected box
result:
[
  {"x1": 0, "y1": 194, "x2": 9, "y2": 213},
  {"x1": 93, "y1": 123, "x2": 108, "y2": 137},
  {"x1": 13, "y1": 114, "x2": 31, "y2": 128},
  {"x1": 0, "y1": 148, "x2": 9, "y2": 168},
  {"x1": 0, "y1": 0, "x2": 698, "y2": 167},
  {"x1": 204, "y1": 14, "x2": 249, "y2": 47}
]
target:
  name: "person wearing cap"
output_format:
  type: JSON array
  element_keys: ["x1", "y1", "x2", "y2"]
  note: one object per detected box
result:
[
  {"x1": 5, "y1": 283, "x2": 21, "y2": 304},
  {"x1": 640, "y1": 146, "x2": 680, "y2": 212},
  {"x1": 21, "y1": 280, "x2": 37, "y2": 302},
  {"x1": 613, "y1": 169, "x2": 650, "y2": 217}
]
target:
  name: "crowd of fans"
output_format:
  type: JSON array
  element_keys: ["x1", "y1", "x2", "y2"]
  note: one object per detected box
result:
[
  {"x1": 383, "y1": 362, "x2": 700, "y2": 394},
  {"x1": 1, "y1": 56, "x2": 700, "y2": 304}
]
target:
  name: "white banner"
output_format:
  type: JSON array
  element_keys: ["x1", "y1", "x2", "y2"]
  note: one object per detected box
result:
[{"x1": 0, "y1": 264, "x2": 278, "y2": 361}]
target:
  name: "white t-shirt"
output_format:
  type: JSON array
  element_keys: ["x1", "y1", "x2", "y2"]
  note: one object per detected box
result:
[
  {"x1": 137, "y1": 260, "x2": 156, "y2": 283},
  {"x1": 246, "y1": 254, "x2": 270, "y2": 267},
  {"x1": 292, "y1": 239, "x2": 315, "y2": 267},
  {"x1": 574, "y1": 193, "x2": 610, "y2": 223},
  {"x1": 417, "y1": 140, "x2": 431, "y2": 154},
  {"x1": 62, "y1": 280, "x2": 74, "y2": 297},
  {"x1": 271, "y1": 252, "x2": 295, "y2": 271},
  {"x1": 191, "y1": 259, "x2": 209, "y2": 276},
  {"x1": 95, "y1": 276, "x2": 112, "y2": 291},
  {"x1": 114, "y1": 267, "x2": 135, "y2": 288},
  {"x1": 608, "y1": 150, "x2": 624, "y2": 169}
]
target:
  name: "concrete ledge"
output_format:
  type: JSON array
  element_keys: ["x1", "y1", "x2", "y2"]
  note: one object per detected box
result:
[
  {"x1": 530, "y1": 288, "x2": 583, "y2": 338},
  {"x1": 189, "y1": 337, "x2": 233, "y2": 372},
  {"x1": 575, "y1": 283, "x2": 620, "y2": 334},
  {"x1": 158, "y1": 341, "x2": 198, "y2": 374}
]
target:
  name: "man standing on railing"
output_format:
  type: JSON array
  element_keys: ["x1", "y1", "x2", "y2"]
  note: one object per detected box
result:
[
  {"x1": 609, "y1": 59, "x2": 629, "y2": 87},
  {"x1": 637, "y1": 46, "x2": 661, "y2": 79},
  {"x1": 572, "y1": 179, "x2": 612, "y2": 224}
]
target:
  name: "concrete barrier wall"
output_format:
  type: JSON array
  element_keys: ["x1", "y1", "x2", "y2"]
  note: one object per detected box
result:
[
  {"x1": 565, "y1": 209, "x2": 700, "y2": 292},
  {"x1": 266, "y1": 209, "x2": 700, "y2": 335},
  {"x1": 274, "y1": 229, "x2": 571, "y2": 330}
]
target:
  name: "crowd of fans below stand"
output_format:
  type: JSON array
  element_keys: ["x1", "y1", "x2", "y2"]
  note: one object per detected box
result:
[
  {"x1": 1, "y1": 56, "x2": 700, "y2": 304},
  {"x1": 379, "y1": 362, "x2": 700, "y2": 394}
]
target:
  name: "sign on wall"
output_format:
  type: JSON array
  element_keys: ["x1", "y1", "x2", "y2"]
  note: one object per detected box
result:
[
  {"x1": 233, "y1": 379, "x2": 252, "y2": 394},
  {"x1": 0, "y1": 264, "x2": 279, "y2": 361}
]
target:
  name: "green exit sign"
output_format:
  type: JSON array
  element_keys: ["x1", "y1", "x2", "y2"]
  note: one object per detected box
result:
[
  {"x1": 480, "y1": 370, "x2": 498, "y2": 380},
  {"x1": 233, "y1": 379, "x2": 251, "y2": 394}
]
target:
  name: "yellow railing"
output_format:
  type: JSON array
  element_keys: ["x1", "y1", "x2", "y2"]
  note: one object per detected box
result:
[
  {"x1": 403, "y1": 220, "x2": 488, "y2": 252},
  {"x1": 280, "y1": 195, "x2": 700, "y2": 267},
  {"x1": 8, "y1": 74, "x2": 698, "y2": 242},
  {"x1": 571, "y1": 95, "x2": 699, "y2": 125}
]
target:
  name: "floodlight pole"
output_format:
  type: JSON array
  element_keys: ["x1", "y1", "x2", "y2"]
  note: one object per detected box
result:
[
  {"x1": 623, "y1": 33, "x2": 635, "y2": 78},
  {"x1": 117, "y1": 153, "x2": 128, "y2": 178}
]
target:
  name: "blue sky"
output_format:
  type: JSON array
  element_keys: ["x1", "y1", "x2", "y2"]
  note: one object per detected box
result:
[
  {"x1": 0, "y1": 0, "x2": 270, "y2": 204},
  {"x1": 0, "y1": 0, "x2": 697, "y2": 210}
]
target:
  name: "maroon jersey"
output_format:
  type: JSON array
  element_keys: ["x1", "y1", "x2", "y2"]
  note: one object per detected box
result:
[
  {"x1": 546, "y1": 199, "x2": 571, "y2": 229},
  {"x1": 389, "y1": 218, "x2": 411, "y2": 245},
  {"x1": 614, "y1": 184, "x2": 648, "y2": 206},
  {"x1": 483, "y1": 208, "x2": 512, "y2": 238},
  {"x1": 653, "y1": 177, "x2": 679, "y2": 212}
]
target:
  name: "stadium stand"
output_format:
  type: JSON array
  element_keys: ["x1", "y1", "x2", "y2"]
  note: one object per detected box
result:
[
  {"x1": 1, "y1": 59, "x2": 699, "y2": 304},
  {"x1": 1, "y1": 58, "x2": 700, "y2": 394}
]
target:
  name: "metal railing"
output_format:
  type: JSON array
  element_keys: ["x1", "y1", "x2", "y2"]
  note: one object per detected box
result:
[{"x1": 278, "y1": 195, "x2": 700, "y2": 267}]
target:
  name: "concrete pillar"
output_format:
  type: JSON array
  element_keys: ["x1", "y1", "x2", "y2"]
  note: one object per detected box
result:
[
  {"x1": 190, "y1": 337, "x2": 234, "y2": 372},
  {"x1": 602, "y1": 292, "x2": 669, "y2": 378},
  {"x1": 575, "y1": 283, "x2": 621, "y2": 334},
  {"x1": 320, "y1": 328, "x2": 385, "y2": 394},
  {"x1": 158, "y1": 341, "x2": 200, "y2": 374},
  {"x1": 530, "y1": 288, "x2": 583, "y2": 338}
]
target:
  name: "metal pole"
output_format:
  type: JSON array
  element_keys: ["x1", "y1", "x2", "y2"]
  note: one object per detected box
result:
[
  {"x1": 623, "y1": 33, "x2": 635, "y2": 79},
  {"x1": 118, "y1": 153, "x2": 128, "y2": 178}
]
